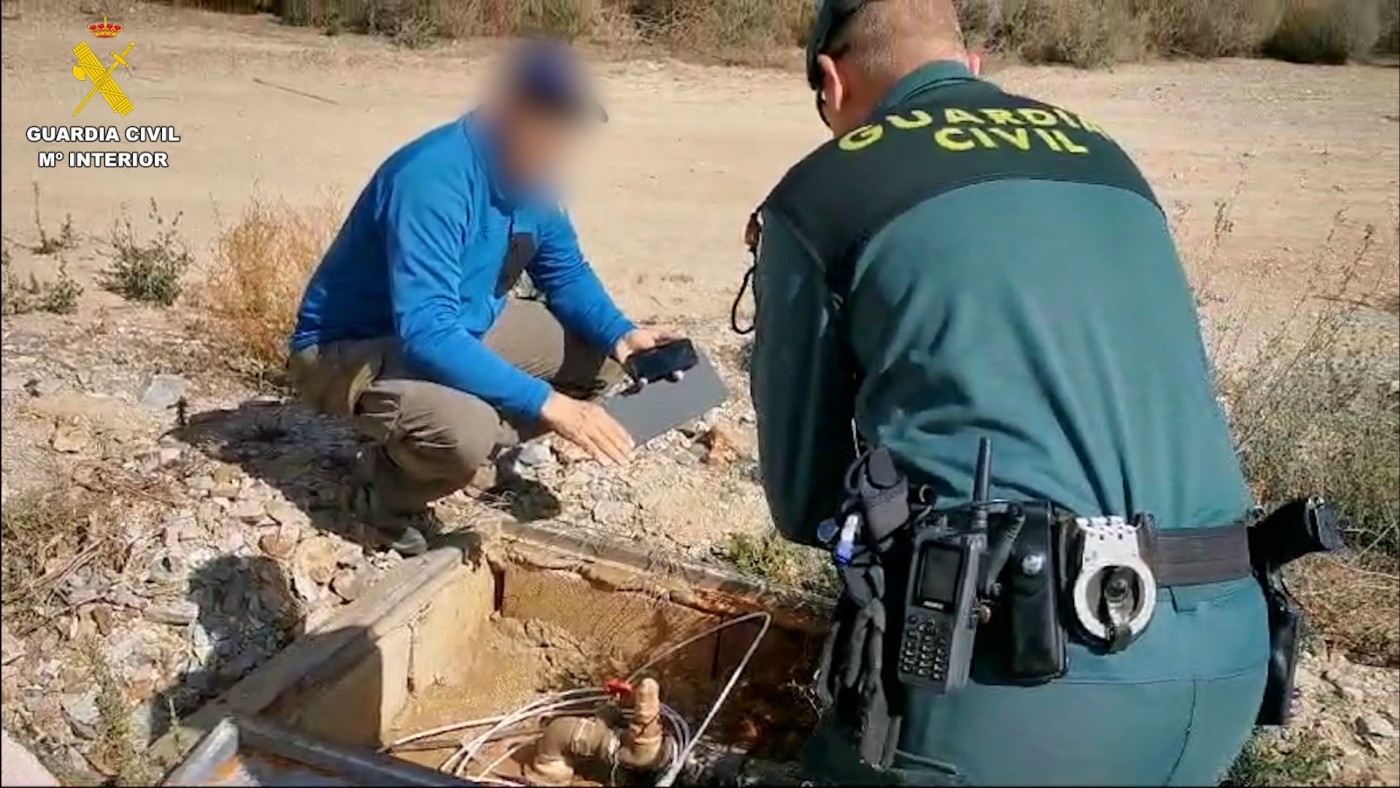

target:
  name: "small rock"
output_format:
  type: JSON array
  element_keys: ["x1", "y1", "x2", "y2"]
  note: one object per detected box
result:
[
  {"x1": 516, "y1": 441, "x2": 555, "y2": 468},
  {"x1": 144, "y1": 599, "x2": 199, "y2": 626},
  {"x1": 267, "y1": 500, "x2": 308, "y2": 528},
  {"x1": 259, "y1": 529, "x2": 299, "y2": 561},
  {"x1": 91, "y1": 606, "x2": 116, "y2": 637},
  {"x1": 1358, "y1": 713, "x2": 1398, "y2": 739},
  {"x1": 231, "y1": 498, "x2": 266, "y2": 524},
  {"x1": 139, "y1": 374, "x2": 189, "y2": 411},
  {"x1": 49, "y1": 416, "x2": 92, "y2": 454},
  {"x1": 293, "y1": 535, "x2": 341, "y2": 585},
  {"x1": 186, "y1": 474, "x2": 215, "y2": 493},
  {"x1": 107, "y1": 585, "x2": 149, "y2": 611},
  {"x1": 698, "y1": 424, "x2": 744, "y2": 466},
  {"x1": 61, "y1": 690, "x2": 101, "y2": 740},
  {"x1": 290, "y1": 566, "x2": 324, "y2": 605},
  {"x1": 590, "y1": 499, "x2": 636, "y2": 526},
  {"x1": 25, "y1": 377, "x2": 65, "y2": 397},
  {"x1": 210, "y1": 465, "x2": 242, "y2": 499},
  {"x1": 330, "y1": 567, "x2": 370, "y2": 602},
  {"x1": 161, "y1": 514, "x2": 197, "y2": 548},
  {"x1": 158, "y1": 446, "x2": 183, "y2": 466},
  {"x1": 146, "y1": 552, "x2": 188, "y2": 586},
  {"x1": 1, "y1": 623, "x2": 23, "y2": 666}
]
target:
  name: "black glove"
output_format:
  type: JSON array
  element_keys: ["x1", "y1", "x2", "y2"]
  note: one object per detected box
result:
[{"x1": 816, "y1": 551, "x2": 899, "y2": 767}]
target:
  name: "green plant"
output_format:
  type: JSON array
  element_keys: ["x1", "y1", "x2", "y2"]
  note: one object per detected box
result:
[
  {"x1": 102, "y1": 199, "x2": 192, "y2": 306},
  {"x1": 1224, "y1": 728, "x2": 1338, "y2": 786},
  {"x1": 31, "y1": 184, "x2": 77, "y2": 256},
  {"x1": 80, "y1": 637, "x2": 156, "y2": 786},
  {"x1": 1, "y1": 262, "x2": 83, "y2": 316},
  {"x1": 720, "y1": 531, "x2": 836, "y2": 594}
]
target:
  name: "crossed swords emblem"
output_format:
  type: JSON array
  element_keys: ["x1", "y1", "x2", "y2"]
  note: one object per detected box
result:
[{"x1": 71, "y1": 40, "x2": 136, "y2": 117}]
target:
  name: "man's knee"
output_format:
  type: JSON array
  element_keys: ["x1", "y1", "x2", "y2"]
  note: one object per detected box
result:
[{"x1": 357, "y1": 380, "x2": 503, "y2": 483}]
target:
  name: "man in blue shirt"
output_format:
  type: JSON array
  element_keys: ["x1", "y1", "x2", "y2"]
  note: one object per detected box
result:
[{"x1": 291, "y1": 40, "x2": 671, "y2": 555}]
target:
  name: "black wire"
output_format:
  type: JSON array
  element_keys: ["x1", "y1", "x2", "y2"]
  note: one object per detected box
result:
[{"x1": 729, "y1": 265, "x2": 756, "y2": 335}]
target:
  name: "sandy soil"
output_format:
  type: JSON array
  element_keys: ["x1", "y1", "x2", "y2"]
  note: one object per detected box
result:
[{"x1": 3, "y1": 4, "x2": 1397, "y2": 329}]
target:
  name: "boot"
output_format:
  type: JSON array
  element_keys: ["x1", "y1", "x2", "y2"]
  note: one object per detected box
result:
[{"x1": 348, "y1": 448, "x2": 441, "y2": 557}]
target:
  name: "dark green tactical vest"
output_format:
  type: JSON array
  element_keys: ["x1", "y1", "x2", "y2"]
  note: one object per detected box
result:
[{"x1": 762, "y1": 76, "x2": 1161, "y2": 300}]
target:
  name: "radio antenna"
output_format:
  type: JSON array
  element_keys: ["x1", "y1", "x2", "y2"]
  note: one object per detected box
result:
[{"x1": 972, "y1": 437, "x2": 992, "y2": 503}]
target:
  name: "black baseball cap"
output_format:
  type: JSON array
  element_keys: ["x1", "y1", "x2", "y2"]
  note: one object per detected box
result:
[
  {"x1": 507, "y1": 38, "x2": 608, "y2": 124},
  {"x1": 807, "y1": 0, "x2": 871, "y2": 91}
]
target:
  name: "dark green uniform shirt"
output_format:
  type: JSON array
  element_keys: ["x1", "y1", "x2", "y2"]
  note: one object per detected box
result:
[
  {"x1": 750, "y1": 62, "x2": 1252, "y2": 543},
  {"x1": 752, "y1": 59, "x2": 1269, "y2": 786}
]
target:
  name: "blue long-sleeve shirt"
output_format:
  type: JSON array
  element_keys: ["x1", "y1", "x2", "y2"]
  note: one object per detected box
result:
[{"x1": 292, "y1": 114, "x2": 635, "y2": 419}]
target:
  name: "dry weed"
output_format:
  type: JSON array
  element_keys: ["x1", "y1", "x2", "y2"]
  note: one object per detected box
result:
[
  {"x1": 1208, "y1": 215, "x2": 1400, "y2": 665},
  {"x1": 0, "y1": 488, "x2": 106, "y2": 623},
  {"x1": 1265, "y1": 0, "x2": 1387, "y2": 62},
  {"x1": 200, "y1": 195, "x2": 340, "y2": 381}
]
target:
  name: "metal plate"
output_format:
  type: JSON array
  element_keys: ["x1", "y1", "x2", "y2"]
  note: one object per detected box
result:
[{"x1": 602, "y1": 348, "x2": 729, "y2": 445}]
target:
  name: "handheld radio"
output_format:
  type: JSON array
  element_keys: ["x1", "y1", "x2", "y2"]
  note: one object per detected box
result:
[{"x1": 896, "y1": 439, "x2": 995, "y2": 693}]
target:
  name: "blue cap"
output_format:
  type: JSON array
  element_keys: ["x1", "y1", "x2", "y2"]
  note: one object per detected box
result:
[{"x1": 508, "y1": 38, "x2": 607, "y2": 123}]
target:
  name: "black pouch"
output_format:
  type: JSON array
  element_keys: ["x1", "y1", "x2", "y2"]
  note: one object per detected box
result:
[{"x1": 971, "y1": 503, "x2": 1068, "y2": 685}]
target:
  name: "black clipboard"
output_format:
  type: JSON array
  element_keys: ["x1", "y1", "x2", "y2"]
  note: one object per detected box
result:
[{"x1": 602, "y1": 348, "x2": 729, "y2": 446}]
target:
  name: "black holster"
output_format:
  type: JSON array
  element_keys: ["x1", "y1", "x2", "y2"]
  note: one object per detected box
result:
[{"x1": 1248, "y1": 497, "x2": 1345, "y2": 726}]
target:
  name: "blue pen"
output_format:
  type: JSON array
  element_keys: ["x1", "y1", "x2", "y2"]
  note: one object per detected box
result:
[{"x1": 834, "y1": 512, "x2": 861, "y2": 567}]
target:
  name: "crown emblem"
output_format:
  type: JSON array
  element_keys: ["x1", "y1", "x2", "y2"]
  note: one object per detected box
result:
[{"x1": 89, "y1": 16, "x2": 121, "y2": 39}]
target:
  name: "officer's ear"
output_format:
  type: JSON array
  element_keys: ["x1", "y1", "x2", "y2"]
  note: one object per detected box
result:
[
  {"x1": 816, "y1": 53, "x2": 846, "y2": 116},
  {"x1": 966, "y1": 51, "x2": 983, "y2": 77}
]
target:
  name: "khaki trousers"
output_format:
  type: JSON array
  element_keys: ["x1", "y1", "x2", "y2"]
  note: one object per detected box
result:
[{"x1": 289, "y1": 300, "x2": 621, "y2": 513}]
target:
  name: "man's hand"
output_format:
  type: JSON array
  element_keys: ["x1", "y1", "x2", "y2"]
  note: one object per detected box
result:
[
  {"x1": 612, "y1": 326, "x2": 683, "y2": 364},
  {"x1": 539, "y1": 391, "x2": 634, "y2": 466}
]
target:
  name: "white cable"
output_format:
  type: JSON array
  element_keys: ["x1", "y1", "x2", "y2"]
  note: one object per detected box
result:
[
  {"x1": 390, "y1": 612, "x2": 771, "y2": 786},
  {"x1": 653, "y1": 612, "x2": 772, "y2": 787},
  {"x1": 628, "y1": 611, "x2": 773, "y2": 681},
  {"x1": 475, "y1": 741, "x2": 527, "y2": 780}
]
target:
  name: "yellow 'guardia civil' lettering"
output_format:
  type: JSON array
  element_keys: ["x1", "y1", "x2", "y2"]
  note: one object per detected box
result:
[
  {"x1": 934, "y1": 127, "x2": 974, "y2": 151},
  {"x1": 886, "y1": 109, "x2": 934, "y2": 130},
  {"x1": 839, "y1": 123, "x2": 884, "y2": 151}
]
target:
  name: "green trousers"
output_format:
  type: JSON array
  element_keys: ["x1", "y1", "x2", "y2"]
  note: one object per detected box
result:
[{"x1": 806, "y1": 578, "x2": 1269, "y2": 786}]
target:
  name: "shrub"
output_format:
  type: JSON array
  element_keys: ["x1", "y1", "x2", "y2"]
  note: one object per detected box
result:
[
  {"x1": 1264, "y1": 0, "x2": 1385, "y2": 63},
  {"x1": 1136, "y1": 0, "x2": 1284, "y2": 57},
  {"x1": 999, "y1": 0, "x2": 1149, "y2": 67},
  {"x1": 30, "y1": 184, "x2": 77, "y2": 256},
  {"x1": 199, "y1": 195, "x2": 340, "y2": 379},
  {"x1": 1, "y1": 261, "x2": 82, "y2": 316},
  {"x1": 102, "y1": 199, "x2": 192, "y2": 306}
]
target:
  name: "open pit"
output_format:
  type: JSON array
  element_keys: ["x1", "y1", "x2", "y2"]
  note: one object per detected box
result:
[{"x1": 154, "y1": 522, "x2": 832, "y2": 786}]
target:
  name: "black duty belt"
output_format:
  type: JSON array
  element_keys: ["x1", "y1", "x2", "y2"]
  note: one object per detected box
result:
[{"x1": 1150, "y1": 524, "x2": 1252, "y2": 586}]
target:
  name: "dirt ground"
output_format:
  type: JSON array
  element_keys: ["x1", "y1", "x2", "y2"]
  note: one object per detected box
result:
[{"x1": 3, "y1": 4, "x2": 1398, "y2": 327}]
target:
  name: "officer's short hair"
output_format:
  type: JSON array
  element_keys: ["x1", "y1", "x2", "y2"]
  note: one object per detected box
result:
[{"x1": 829, "y1": 0, "x2": 964, "y2": 82}]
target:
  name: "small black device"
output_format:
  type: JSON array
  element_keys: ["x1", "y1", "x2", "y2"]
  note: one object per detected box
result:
[
  {"x1": 623, "y1": 338, "x2": 698, "y2": 385},
  {"x1": 896, "y1": 439, "x2": 994, "y2": 694}
]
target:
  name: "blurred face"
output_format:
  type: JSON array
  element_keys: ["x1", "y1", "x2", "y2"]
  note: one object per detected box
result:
[{"x1": 499, "y1": 99, "x2": 580, "y2": 189}]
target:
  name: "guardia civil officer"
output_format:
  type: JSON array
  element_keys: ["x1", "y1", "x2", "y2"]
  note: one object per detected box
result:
[{"x1": 745, "y1": 1, "x2": 1270, "y2": 784}]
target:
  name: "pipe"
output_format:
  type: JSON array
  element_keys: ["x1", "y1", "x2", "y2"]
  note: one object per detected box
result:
[
  {"x1": 525, "y1": 716, "x2": 615, "y2": 786},
  {"x1": 616, "y1": 678, "x2": 666, "y2": 771},
  {"x1": 523, "y1": 678, "x2": 668, "y2": 785}
]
